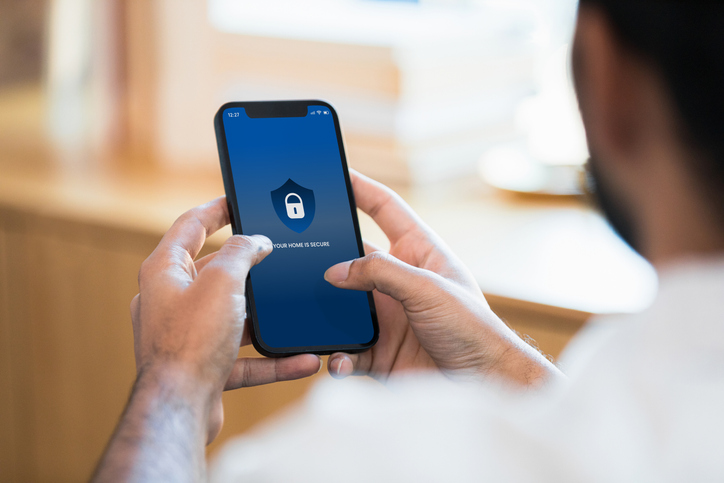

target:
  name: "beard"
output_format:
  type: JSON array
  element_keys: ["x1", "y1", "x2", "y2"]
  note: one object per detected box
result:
[{"x1": 586, "y1": 154, "x2": 641, "y2": 255}]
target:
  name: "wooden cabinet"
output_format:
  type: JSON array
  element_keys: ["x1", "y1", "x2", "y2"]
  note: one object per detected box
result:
[{"x1": 0, "y1": 211, "x2": 146, "y2": 481}]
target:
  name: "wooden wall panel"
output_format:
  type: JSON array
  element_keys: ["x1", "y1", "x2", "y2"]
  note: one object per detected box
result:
[
  {"x1": 1, "y1": 214, "x2": 36, "y2": 483},
  {"x1": 23, "y1": 225, "x2": 144, "y2": 481},
  {"x1": 0, "y1": 221, "x2": 19, "y2": 482}
]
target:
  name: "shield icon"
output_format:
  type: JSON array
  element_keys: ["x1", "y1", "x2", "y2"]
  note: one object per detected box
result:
[{"x1": 270, "y1": 178, "x2": 316, "y2": 233}]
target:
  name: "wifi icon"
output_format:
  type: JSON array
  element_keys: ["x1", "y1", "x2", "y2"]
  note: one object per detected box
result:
[{"x1": 317, "y1": 110, "x2": 321, "y2": 115}]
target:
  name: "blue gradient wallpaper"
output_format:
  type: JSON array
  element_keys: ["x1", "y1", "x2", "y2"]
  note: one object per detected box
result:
[{"x1": 222, "y1": 105, "x2": 375, "y2": 350}]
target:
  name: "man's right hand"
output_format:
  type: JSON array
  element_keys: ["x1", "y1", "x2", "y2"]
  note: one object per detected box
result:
[{"x1": 324, "y1": 171, "x2": 562, "y2": 387}]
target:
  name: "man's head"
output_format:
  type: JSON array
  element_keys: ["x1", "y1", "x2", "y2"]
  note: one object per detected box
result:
[{"x1": 572, "y1": 1, "x2": 724, "y2": 263}]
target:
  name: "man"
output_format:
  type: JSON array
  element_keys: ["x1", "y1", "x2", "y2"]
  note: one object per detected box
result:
[{"x1": 93, "y1": 1, "x2": 724, "y2": 481}]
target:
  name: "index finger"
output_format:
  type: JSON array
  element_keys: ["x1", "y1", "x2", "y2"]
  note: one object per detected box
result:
[
  {"x1": 148, "y1": 196, "x2": 230, "y2": 269},
  {"x1": 349, "y1": 169, "x2": 424, "y2": 244}
]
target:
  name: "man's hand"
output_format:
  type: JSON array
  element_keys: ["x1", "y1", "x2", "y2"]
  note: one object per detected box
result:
[
  {"x1": 132, "y1": 196, "x2": 321, "y2": 441},
  {"x1": 325, "y1": 171, "x2": 562, "y2": 387},
  {"x1": 92, "y1": 197, "x2": 320, "y2": 482}
]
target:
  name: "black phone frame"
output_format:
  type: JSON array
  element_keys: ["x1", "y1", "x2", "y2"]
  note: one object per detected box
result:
[{"x1": 214, "y1": 100, "x2": 379, "y2": 357}]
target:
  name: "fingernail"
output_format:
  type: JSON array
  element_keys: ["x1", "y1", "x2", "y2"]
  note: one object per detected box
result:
[
  {"x1": 335, "y1": 358, "x2": 344, "y2": 376},
  {"x1": 317, "y1": 357, "x2": 323, "y2": 374},
  {"x1": 324, "y1": 260, "x2": 352, "y2": 283}
]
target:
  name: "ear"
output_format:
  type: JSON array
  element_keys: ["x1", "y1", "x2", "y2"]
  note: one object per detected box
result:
[{"x1": 573, "y1": 6, "x2": 647, "y2": 164}]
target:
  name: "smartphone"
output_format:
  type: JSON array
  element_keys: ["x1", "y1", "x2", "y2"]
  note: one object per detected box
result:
[{"x1": 214, "y1": 100, "x2": 379, "y2": 357}]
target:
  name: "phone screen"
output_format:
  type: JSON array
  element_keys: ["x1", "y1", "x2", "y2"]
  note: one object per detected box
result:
[{"x1": 218, "y1": 102, "x2": 377, "y2": 354}]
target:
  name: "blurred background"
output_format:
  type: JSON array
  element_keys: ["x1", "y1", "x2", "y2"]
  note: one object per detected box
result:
[{"x1": 0, "y1": 0, "x2": 658, "y2": 481}]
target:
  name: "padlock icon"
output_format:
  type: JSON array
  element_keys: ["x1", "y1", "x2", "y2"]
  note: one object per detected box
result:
[{"x1": 285, "y1": 193, "x2": 305, "y2": 219}]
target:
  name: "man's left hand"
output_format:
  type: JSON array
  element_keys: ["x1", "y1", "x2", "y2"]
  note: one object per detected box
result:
[{"x1": 131, "y1": 196, "x2": 321, "y2": 443}]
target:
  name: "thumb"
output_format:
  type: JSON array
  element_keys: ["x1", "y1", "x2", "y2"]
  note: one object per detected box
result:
[
  {"x1": 199, "y1": 234, "x2": 272, "y2": 286},
  {"x1": 324, "y1": 252, "x2": 435, "y2": 305}
]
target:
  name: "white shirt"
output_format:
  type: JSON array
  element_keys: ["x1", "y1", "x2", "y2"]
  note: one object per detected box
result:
[{"x1": 211, "y1": 258, "x2": 724, "y2": 482}]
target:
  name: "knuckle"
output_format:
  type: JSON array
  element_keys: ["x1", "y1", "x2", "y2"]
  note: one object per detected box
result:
[
  {"x1": 349, "y1": 251, "x2": 391, "y2": 283},
  {"x1": 199, "y1": 261, "x2": 233, "y2": 282},
  {"x1": 138, "y1": 258, "x2": 154, "y2": 284},
  {"x1": 178, "y1": 207, "x2": 199, "y2": 223},
  {"x1": 363, "y1": 251, "x2": 390, "y2": 272},
  {"x1": 129, "y1": 294, "x2": 141, "y2": 320},
  {"x1": 176, "y1": 208, "x2": 206, "y2": 234},
  {"x1": 241, "y1": 361, "x2": 254, "y2": 388},
  {"x1": 273, "y1": 360, "x2": 281, "y2": 382},
  {"x1": 130, "y1": 293, "x2": 140, "y2": 309},
  {"x1": 225, "y1": 235, "x2": 256, "y2": 251}
]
